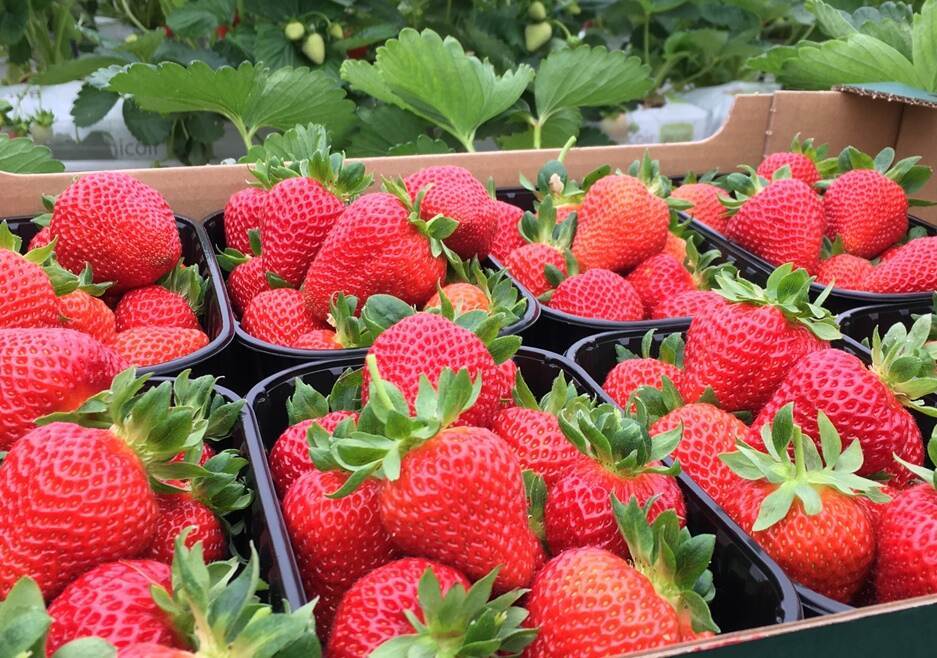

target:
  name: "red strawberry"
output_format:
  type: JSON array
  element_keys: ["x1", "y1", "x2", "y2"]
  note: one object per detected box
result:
[
  {"x1": 405, "y1": 165, "x2": 495, "y2": 259},
  {"x1": 46, "y1": 560, "x2": 180, "y2": 652},
  {"x1": 492, "y1": 371, "x2": 590, "y2": 486},
  {"x1": 331, "y1": 360, "x2": 543, "y2": 592},
  {"x1": 362, "y1": 312, "x2": 515, "y2": 429},
  {"x1": 721, "y1": 404, "x2": 887, "y2": 602},
  {"x1": 425, "y1": 282, "x2": 490, "y2": 313},
  {"x1": 724, "y1": 173, "x2": 825, "y2": 274},
  {"x1": 28, "y1": 225, "x2": 53, "y2": 251},
  {"x1": 223, "y1": 186, "x2": 266, "y2": 254},
  {"x1": 544, "y1": 403, "x2": 686, "y2": 557},
  {"x1": 226, "y1": 256, "x2": 269, "y2": 315},
  {"x1": 749, "y1": 315, "x2": 937, "y2": 484},
  {"x1": 0, "y1": 222, "x2": 65, "y2": 329},
  {"x1": 120, "y1": 645, "x2": 192, "y2": 658},
  {"x1": 672, "y1": 182, "x2": 730, "y2": 233},
  {"x1": 602, "y1": 331, "x2": 689, "y2": 409},
  {"x1": 488, "y1": 199, "x2": 526, "y2": 261},
  {"x1": 651, "y1": 289, "x2": 728, "y2": 320},
  {"x1": 862, "y1": 236, "x2": 937, "y2": 293},
  {"x1": 816, "y1": 253, "x2": 874, "y2": 290},
  {"x1": 682, "y1": 266, "x2": 836, "y2": 412},
  {"x1": 115, "y1": 261, "x2": 205, "y2": 331},
  {"x1": 572, "y1": 174, "x2": 664, "y2": 272},
  {"x1": 327, "y1": 558, "x2": 469, "y2": 658},
  {"x1": 756, "y1": 135, "x2": 828, "y2": 187},
  {"x1": 627, "y1": 253, "x2": 694, "y2": 312},
  {"x1": 242, "y1": 288, "x2": 320, "y2": 346},
  {"x1": 823, "y1": 147, "x2": 929, "y2": 258},
  {"x1": 112, "y1": 327, "x2": 209, "y2": 367},
  {"x1": 662, "y1": 231, "x2": 687, "y2": 262},
  {"x1": 547, "y1": 268, "x2": 644, "y2": 321},
  {"x1": 58, "y1": 289, "x2": 116, "y2": 343},
  {"x1": 502, "y1": 197, "x2": 576, "y2": 297},
  {"x1": 50, "y1": 172, "x2": 181, "y2": 292},
  {"x1": 0, "y1": 328, "x2": 123, "y2": 450},
  {"x1": 526, "y1": 498, "x2": 718, "y2": 658},
  {"x1": 302, "y1": 187, "x2": 448, "y2": 322}
]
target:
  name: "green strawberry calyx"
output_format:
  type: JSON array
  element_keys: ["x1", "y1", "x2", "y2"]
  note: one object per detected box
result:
[
  {"x1": 720, "y1": 165, "x2": 792, "y2": 215},
  {"x1": 250, "y1": 148, "x2": 372, "y2": 202},
  {"x1": 684, "y1": 233, "x2": 736, "y2": 290},
  {"x1": 440, "y1": 256, "x2": 529, "y2": 326},
  {"x1": 216, "y1": 230, "x2": 262, "y2": 272},
  {"x1": 370, "y1": 567, "x2": 537, "y2": 658},
  {"x1": 185, "y1": 450, "x2": 253, "y2": 527},
  {"x1": 383, "y1": 176, "x2": 462, "y2": 267},
  {"x1": 869, "y1": 313, "x2": 937, "y2": 416},
  {"x1": 612, "y1": 494, "x2": 719, "y2": 636},
  {"x1": 511, "y1": 370, "x2": 592, "y2": 417},
  {"x1": 719, "y1": 403, "x2": 890, "y2": 532},
  {"x1": 558, "y1": 402, "x2": 682, "y2": 478},
  {"x1": 895, "y1": 435, "x2": 937, "y2": 491},
  {"x1": 818, "y1": 146, "x2": 934, "y2": 204},
  {"x1": 151, "y1": 530, "x2": 321, "y2": 658},
  {"x1": 285, "y1": 370, "x2": 361, "y2": 428},
  {"x1": 158, "y1": 259, "x2": 208, "y2": 317},
  {"x1": 518, "y1": 135, "x2": 609, "y2": 205},
  {"x1": 713, "y1": 264, "x2": 841, "y2": 341},
  {"x1": 518, "y1": 195, "x2": 578, "y2": 250},
  {"x1": 319, "y1": 356, "x2": 482, "y2": 498},
  {"x1": 0, "y1": 576, "x2": 117, "y2": 658},
  {"x1": 617, "y1": 329, "x2": 685, "y2": 367},
  {"x1": 631, "y1": 375, "x2": 720, "y2": 425}
]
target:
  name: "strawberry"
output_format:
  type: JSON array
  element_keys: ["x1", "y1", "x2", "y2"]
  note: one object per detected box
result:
[
  {"x1": 115, "y1": 260, "x2": 206, "y2": 331},
  {"x1": 0, "y1": 328, "x2": 123, "y2": 450},
  {"x1": 216, "y1": 229, "x2": 269, "y2": 315},
  {"x1": 544, "y1": 403, "x2": 686, "y2": 557},
  {"x1": 651, "y1": 289, "x2": 728, "y2": 320},
  {"x1": 526, "y1": 497, "x2": 718, "y2": 658},
  {"x1": 672, "y1": 181, "x2": 730, "y2": 233},
  {"x1": 46, "y1": 560, "x2": 180, "y2": 652},
  {"x1": 302, "y1": 184, "x2": 450, "y2": 322},
  {"x1": 252, "y1": 155, "x2": 367, "y2": 288},
  {"x1": 28, "y1": 225, "x2": 53, "y2": 251},
  {"x1": 405, "y1": 165, "x2": 496, "y2": 259},
  {"x1": 223, "y1": 186, "x2": 266, "y2": 254},
  {"x1": 50, "y1": 172, "x2": 181, "y2": 293},
  {"x1": 268, "y1": 378, "x2": 359, "y2": 497},
  {"x1": 242, "y1": 288, "x2": 320, "y2": 346},
  {"x1": 749, "y1": 314, "x2": 937, "y2": 484},
  {"x1": 546, "y1": 268, "x2": 644, "y2": 321},
  {"x1": 329, "y1": 360, "x2": 544, "y2": 592},
  {"x1": 328, "y1": 562, "x2": 533, "y2": 658},
  {"x1": 120, "y1": 645, "x2": 192, "y2": 658},
  {"x1": 816, "y1": 254, "x2": 874, "y2": 290},
  {"x1": 327, "y1": 558, "x2": 469, "y2": 658},
  {"x1": 602, "y1": 331, "x2": 689, "y2": 409},
  {"x1": 724, "y1": 169, "x2": 825, "y2": 274},
  {"x1": 721, "y1": 404, "x2": 888, "y2": 602},
  {"x1": 492, "y1": 371, "x2": 591, "y2": 486},
  {"x1": 501, "y1": 194, "x2": 577, "y2": 297},
  {"x1": 862, "y1": 236, "x2": 937, "y2": 293},
  {"x1": 627, "y1": 253, "x2": 696, "y2": 316},
  {"x1": 362, "y1": 312, "x2": 518, "y2": 430},
  {"x1": 292, "y1": 330, "x2": 340, "y2": 349},
  {"x1": 489, "y1": 199, "x2": 526, "y2": 261},
  {"x1": 756, "y1": 134, "x2": 830, "y2": 187},
  {"x1": 112, "y1": 327, "x2": 209, "y2": 367},
  {"x1": 426, "y1": 282, "x2": 489, "y2": 313},
  {"x1": 874, "y1": 436, "x2": 937, "y2": 602},
  {"x1": 682, "y1": 266, "x2": 838, "y2": 412},
  {"x1": 0, "y1": 223, "x2": 61, "y2": 329},
  {"x1": 823, "y1": 146, "x2": 930, "y2": 259},
  {"x1": 0, "y1": 370, "x2": 239, "y2": 600},
  {"x1": 58, "y1": 289, "x2": 116, "y2": 343},
  {"x1": 663, "y1": 230, "x2": 687, "y2": 261}
]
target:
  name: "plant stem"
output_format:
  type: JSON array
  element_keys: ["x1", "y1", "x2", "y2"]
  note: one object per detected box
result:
[
  {"x1": 793, "y1": 427, "x2": 807, "y2": 480},
  {"x1": 119, "y1": 0, "x2": 148, "y2": 32},
  {"x1": 642, "y1": 11, "x2": 651, "y2": 70},
  {"x1": 532, "y1": 120, "x2": 543, "y2": 150},
  {"x1": 229, "y1": 115, "x2": 253, "y2": 154}
]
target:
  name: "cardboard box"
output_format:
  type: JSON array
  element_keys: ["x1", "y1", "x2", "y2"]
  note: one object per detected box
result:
[{"x1": 2, "y1": 90, "x2": 936, "y2": 224}]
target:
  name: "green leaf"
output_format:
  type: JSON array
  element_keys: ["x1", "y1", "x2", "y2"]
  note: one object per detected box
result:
[
  {"x1": 122, "y1": 99, "x2": 173, "y2": 146},
  {"x1": 753, "y1": 483, "x2": 796, "y2": 531},
  {"x1": 0, "y1": 0, "x2": 28, "y2": 46},
  {"x1": 241, "y1": 123, "x2": 329, "y2": 163},
  {"x1": 807, "y1": 0, "x2": 858, "y2": 39},
  {"x1": 0, "y1": 134, "x2": 64, "y2": 174},
  {"x1": 913, "y1": 0, "x2": 937, "y2": 92},
  {"x1": 33, "y1": 55, "x2": 129, "y2": 85},
  {"x1": 347, "y1": 105, "x2": 434, "y2": 157},
  {"x1": 387, "y1": 135, "x2": 453, "y2": 156},
  {"x1": 254, "y1": 23, "x2": 301, "y2": 70},
  {"x1": 341, "y1": 28, "x2": 534, "y2": 151},
  {"x1": 166, "y1": 0, "x2": 235, "y2": 39},
  {"x1": 52, "y1": 638, "x2": 118, "y2": 658},
  {"x1": 71, "y1": 85, "x2": 120, "y2": 128},
  {"x1": 498, "y1": 107, "x2": 582, "y2": 150}
]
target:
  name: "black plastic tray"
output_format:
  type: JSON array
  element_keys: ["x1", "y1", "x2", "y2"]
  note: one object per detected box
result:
[
  {"x1": 4, "y1": 214, "x2": 235, "y2": 378},
  {"x1": 201, "y1": 209, "x2": 539, "y2": 392},
  {"x1": 837, "y1": 300, "x2": 934, "y2": 357},
  {"x1": 150, "y1": 377, "x2": 304, "y2": 611},
  {"x1": 245, "y1": 347, "x2": 802, "y2": 634},
  {"x1": 567, "y1": 327, "x2": 936, "y2": 617},
  {"x1": 690, "y1": 214, "x2": 937, "y2": 314}
]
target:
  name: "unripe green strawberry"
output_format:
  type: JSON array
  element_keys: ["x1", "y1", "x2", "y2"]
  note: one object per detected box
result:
[
  {"x1": 284, "y1": 20, "x2": 304, "y2": 41},
  {"x1": 525, "y1": 22, "x2": 553, "y2": 51},
  {"x1": 303, "y1": 32, "x2": 326, "y2": 64},
  {"x1": 528, "y1": 1, "x2": 547, "y2": 20}
]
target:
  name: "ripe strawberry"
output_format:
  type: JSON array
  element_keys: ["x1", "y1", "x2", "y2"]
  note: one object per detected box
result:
[
  {"x1": 120, "y1": 645, "x2": 193, "y2": 658},
  {"x1": 327, "y1": 558, "x2": 469, "y2": 658},
  {"x1": 489, "y1": 199, "x2": 526, "y2": 261},
  {"x1": 302, "y1": 185, "x2": 449, "y2": 322},
  {"x1": 405, "y1": 165, "x2": 496, "y2": 259},
  {"x1": 50, "y1": 172, "x2": 181, "y2": 292},
  {"x1": 28, "y1": 225, "x2": 53, "y2": 251},
  {"x1": 672, "y1": 182, "x2": 730, "y2": 233},
  {"x1": 0, "y1": 328, "x2": 123, "y2": 450},
  {"x1": 0, "y1": 222, "x2": 69, "y2": 329},
  {"x1": 46, "y1": 560, "x2": 180, "y2": 652},
  {"x1": 874, "y1": 438, "x2": 937, "y2": 602},
  {"x1": 425, "y1": 282, "x2": 489, "y2": 313},
  {"x1": 651, "y1": 289, "x2": 728, "y2": 320},
  {"x1": 58, "y1": 289, "x2": 117, "y2": 343},
  {"x1": 223, "y1": 186, "x2": 266, "y2": 254},
  {"x1": 331, "y1": 361, "x2": 543, "y2": 592},
  {"x1": 544, "y1": 403, "x2": 685, "y2": 556},
  {"x1": 724, "y1": 171, "x2": 825, "y2": 274},
  {"x1": 492, "y1": 371, "x2": 591, "y2": 486},
  {"x1": 526, "y1": 498, "x2": 718, "y2": 658},
  {"x1": 816, "y1": 253, "x2": 874, "y2": 290},
  {"x1": 572, "y1": 173, "x2": 664, "y2": 271},
  {"x1": 362, "y1": 312, "x2": 516, "y2": 429},
  {"x1": 112, "y1": 327, "x2": 209, "y2": 367},
  {"x1": 602, "y1": 331, "x2": 689, "y2": 409},
  {"x1": 631, "y1": 235, "x2": 730, "y2": 315},
  {"x1": 268, "y1": 378, "x2": 359, "y2": 497},
  {"x1": 756, "y1": 135, "x2": 829, "y2": 187},
  {"x1": 823, "y1": 146, "x2": 930, "y2": 258},
  {"x1": 216, "y1": 230, "x2": 269, "y2": 315},
  {"x1": 504, "y1": 242, "x2": 568, "y2": 297},
  {"x1": 750, "y1": 314, "x2": 937, "y2": 484},
  {"x1": 862, "y1": 236, "x2": 937, "y2": 293},
  {"x1": 682, "y1": 266, "x2": 837, "y2": 412},
  {"x1": 662, "y1": 231, "x2": 687, "y2": 262},
  {"x1": 0, "y1": 370, "x2": 231, "y2": 599},
  {"x1": 546, "y1": 268, "x2": 644, "y2": 321},
  {"x1": 721, "y1": 404, "x2": 887, "y2": 602},
  {"x1": 115, "y1": 261, "x2": 205, "y2": 331},
  {"x1": 242, "y1": 288, "x2": 320, "y2": 346}
]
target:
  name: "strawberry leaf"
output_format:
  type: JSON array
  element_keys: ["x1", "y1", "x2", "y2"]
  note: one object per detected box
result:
[{"x1": 0, "y1": 134, "x2": 64, "y2": 173}]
